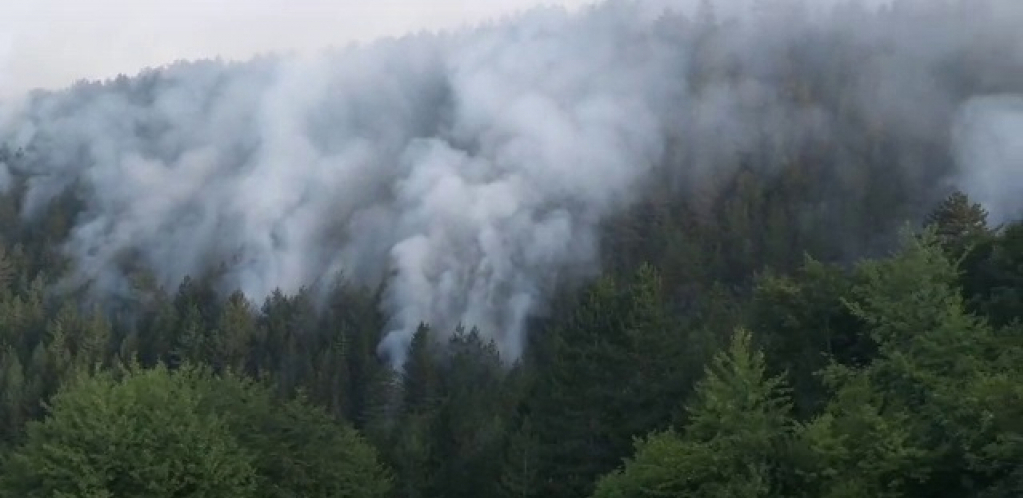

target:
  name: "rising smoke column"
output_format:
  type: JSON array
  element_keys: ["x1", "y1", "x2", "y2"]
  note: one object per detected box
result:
[
  {"x1": 1, "y1": 0, "x2": 1022, "y2": 365},
  {"x1": 0, "y1": 1, "x2": 691, "y2": 365}
]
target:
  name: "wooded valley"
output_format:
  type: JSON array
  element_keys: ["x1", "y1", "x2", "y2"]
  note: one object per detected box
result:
[{"x1": 1, "y1": 0, "x2": 1022, "y2": 496}]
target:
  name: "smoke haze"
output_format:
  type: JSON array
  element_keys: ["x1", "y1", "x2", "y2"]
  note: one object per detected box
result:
[
  {"x1": 1, "y1": 0, "x2": 1022, "y2": 364},
  {"x1": 0, "y1": 0, "x2": 597, "y2": 99}
]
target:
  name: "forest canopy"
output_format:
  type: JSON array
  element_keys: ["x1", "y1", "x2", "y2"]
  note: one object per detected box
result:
[{"x1": 0, "y1": 0, "x2": 1022, "y2": 496}]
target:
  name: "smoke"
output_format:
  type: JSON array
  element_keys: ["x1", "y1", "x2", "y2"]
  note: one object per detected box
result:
[
  {"x1": 0, "y1": 26, "x2": 17, "y2": 190},
  {"x1": 952, "y1": 94, "x2": 1023, "y2": 224},
  {"x1": 1, "y1": 0, "x2": 1022, "y2": 365}
]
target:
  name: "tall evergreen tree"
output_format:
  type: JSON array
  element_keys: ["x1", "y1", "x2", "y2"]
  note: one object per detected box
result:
[
  {"x1": 925, "y1": 190, "x2": 991, "y2": 255},
  {"x1": 592, "y1": 328, "x2": 793, "y2": 498}
]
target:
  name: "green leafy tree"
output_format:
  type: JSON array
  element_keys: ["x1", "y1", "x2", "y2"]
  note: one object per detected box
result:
[
  {"x1": 0, "y1": 365, "x2": 257, "y2": 498},
  {"x1": 0, "y1": 363, "x2": 394, "y2": 498},
  {"x1": 198, "y1": 373, "x2": 394, "y2": 498},
  {"x1": 790, "y1": 374, "x2": 927, "y2": 498},
  {"x1": 841, "y1": 228, "x2": 1023, "y2": 495}
]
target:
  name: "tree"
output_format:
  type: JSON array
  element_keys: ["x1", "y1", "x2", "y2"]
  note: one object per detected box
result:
[
  {"x1": 790, "y1": 374, "x2": 927, "y2": 498},
  {"x1": 402, "y1": 323, "x2": 440, "y2": 414},
  {"x1": 592, "y1": 328, "x2": 793, "y2": 498},
  {"x1": 0, "y1": 347, "x2": 25, "y2": 446},
  {"x1": 961, "y1": 222, "x2": 1023, "y2": 327},
  {"x1": 751, "y1": 257, "x2": 870, "y2": 417},
  {"x1": 210, "y1": 291, "x2": 258, "y2": 374},
  {"x1": 0, "y1": 364, "x2": 394, "y2": 498},
  {"x1": 197, "y1": 373, "x2": 394, "y2": 498},
  {"x1": 428, "y1": 328, "x2": 508, "y2": 498},
  {"x1": 840, "y1": 228, "x2": 1023, "y2": 495},
  {"x1": 498, "y1": 415, "x2": 542, "y2": 498},
  {"x1": 0, "y1": 365, "x2": 257, "y2": 497},
  {"x1": 924, "y1": 190, "x2": 991, "y2": 255},
  {"x1": 530, "y1": 266, "x2": 691, "y2": 498}
]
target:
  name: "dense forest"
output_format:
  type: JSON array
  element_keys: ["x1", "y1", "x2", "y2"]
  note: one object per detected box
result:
[{"x1": 1, "y1": 0, "x2": 1023, "y2": 497}]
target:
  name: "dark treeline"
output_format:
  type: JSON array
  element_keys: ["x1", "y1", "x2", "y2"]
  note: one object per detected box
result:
[
  {"x1": 2, "y1": 161, "x2": 1022, "y2": 497},
  {"x1": 2, "y1": 1, "x2": 1023, "y2": 497}
]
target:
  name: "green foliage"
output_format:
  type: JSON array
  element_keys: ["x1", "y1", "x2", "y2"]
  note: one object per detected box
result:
[
  {"x1": 828, "y1": 228, "x2": 1023, "y2": 496},
  {"x1": 593, "y1": 218, "x2": 1023, "y2": 498},
  {"x1": 791, "y1": 375, "x2": 928, "y2": 497},
  {"x1": 962, "y1": 222, "x2": 1023, "y2": 327},
  {"x1": 197, "y1": 373, "x2": 393, "y2": 498},
  {"x1": 925, "y1": 190, "x2": 991, "y2": 257},
  {"x1": 0, "y1": 365, "x2": 393, "y2": 498},
  {"x1": 0, "y1": 365, "x2": 257, "y2": 498},
  {"x1": 2, "y1": 40, "x2": 1023, "y2": 497},
  {"x1": 498, "y1": 415, "x2": 541, "y2": 498},
  {"x1": 751, "y1": 257, "x2": 868, "y2": 416},
  {"x1": 0, "y1": 185, "x2": 1019, "y2": 498},
  {"x1": 528, "y1": 265, "x2": 696, "y2": 498},
  {"x1": 592, "y1": 329, "x2": 793, "y2": 498}
]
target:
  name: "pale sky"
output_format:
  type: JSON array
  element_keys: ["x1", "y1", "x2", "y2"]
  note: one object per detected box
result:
[{"x1": 0, "y1": 0, "x2": 596, "y2": 99}]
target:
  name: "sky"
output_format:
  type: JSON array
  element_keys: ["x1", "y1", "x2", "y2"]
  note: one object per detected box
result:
[{"x1": 0, "y1": 0, "x2": 596, "y2": 99}]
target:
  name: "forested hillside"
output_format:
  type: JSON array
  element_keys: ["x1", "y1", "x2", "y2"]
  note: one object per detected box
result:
[{"x1": 1, "y1": 0, "x2": 1022, "y2": 496}]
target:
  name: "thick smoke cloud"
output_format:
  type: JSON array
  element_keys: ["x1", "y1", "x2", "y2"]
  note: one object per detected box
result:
[{"x1": 1, "y1": 0, "x2": 1022, "y2": 365}]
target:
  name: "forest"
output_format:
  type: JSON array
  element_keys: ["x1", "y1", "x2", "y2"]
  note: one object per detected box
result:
[{"x1": 1, "y1": 0, "x2": 1023, "y2": 497}]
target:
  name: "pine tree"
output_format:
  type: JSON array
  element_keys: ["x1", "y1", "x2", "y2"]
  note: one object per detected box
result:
[
  {"x1": 0, "y1": 347, "x2": 25, "y2": 445},
  {"x1": 499, "y1": 416, "x2": 541, "y2": 498},
  {"x1": 924, "y1": 190, "x2": 991, "y2": 257},
  {"x1": 430, "y1": 328, "x2": 507, "y2": 498},
  {"x1": 926, "y1": 190, "x2": 990, "y2": 236},
  {"x1": 592, "y1": 328, "x2": 793, "y2": 498},
  {"x1": 212, "y1": 291, "x2": 258, "y2": 374},
  {"x1": 531, "y1": 266, "x2": 698, "y2": 498},
  {"x1": 402, "y1": 323, "x2": 439, "y2": 414}
]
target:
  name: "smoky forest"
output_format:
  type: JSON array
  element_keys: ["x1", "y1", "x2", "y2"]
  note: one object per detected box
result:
[{"x1": 0, "y1": 0, "x2": 1022, "y2": 496}]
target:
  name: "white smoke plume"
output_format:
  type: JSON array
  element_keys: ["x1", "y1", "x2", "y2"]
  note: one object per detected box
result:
[
  {"x1": 952, "y1": 95, "x2": 1023, "y2": 225},
  {"x1": 1, "y1": 0, "x2": 1022, "y2": 365}
]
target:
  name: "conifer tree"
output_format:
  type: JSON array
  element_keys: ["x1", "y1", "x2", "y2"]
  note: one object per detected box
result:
[{"x1": 592, "y1": 328, "x2": 793, "y2": 498}]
